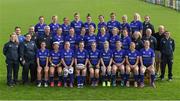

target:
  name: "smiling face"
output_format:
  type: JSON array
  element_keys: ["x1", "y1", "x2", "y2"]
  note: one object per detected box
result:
[
  {"x1": 41, "y1": 42, "x2": 46, "y2": 49},
  {"x1": 53, "y1": 43, "x2": 59, "y2": 50},
  {"x1": 91, "y1": 42, "x2": 96, "y2": 50},
  {"x1": 39, "y1": 16, "x2": 44, "y2": 24},
  {"x1": 130, "y1": 42, "x2": 136, "y2": 51},
  {"x1": 64, "y1": 41, "x2": 70, "y2": 50},
  {"x1": 52, "y1": 16, "x2": 58, "y2": 23},
  {"x1": 116, "y1": 41, "x2": 122, "y2": 49},
  {"x1": 25, "y1": 34, "x2": 31, "y2": 42},
  {"x1": 98, "y1": 15, "x2": 104, "y2": 22}
]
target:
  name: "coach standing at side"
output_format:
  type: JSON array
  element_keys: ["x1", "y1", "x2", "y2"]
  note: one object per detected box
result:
[
  {"x1": 3, "y1": 33, "x2": 19, "y2": 87},
  {"x1": 160, "y1": 31, "x2": 175, "y2": 81},
  {"x1": 19, "y1": 34, "x2": 38, "y2": 84}
]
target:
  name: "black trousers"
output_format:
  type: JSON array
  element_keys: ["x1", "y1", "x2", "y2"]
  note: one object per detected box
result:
[
  {"x1": 6, "y1": 60, "x2": 19, "y2": 84},
  {"x1": 22, "y1": 60, "x2": 37, "y2": 83},
  {"x1": 160, "y1": 54, "x2": 173, "y2": 79}
]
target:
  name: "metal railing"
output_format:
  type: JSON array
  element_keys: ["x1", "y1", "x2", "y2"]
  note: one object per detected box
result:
[{"x1": 144, "y1": 0, "x2": 180, "y2": 11}]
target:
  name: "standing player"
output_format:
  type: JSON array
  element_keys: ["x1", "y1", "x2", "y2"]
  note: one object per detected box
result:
[
  {"x1": 75, "y1": 42, "x2": 89, "y2": 88},
  {"x1": 100, "y1": 41, "x2": 113, "y2": 87},
  {"x1": 109, "y1": 27, "x2": 121, "y2": 50},
  {"x1": 52, "y1": 27, "x2": 64, "y2": 50},
  {"x1": 89, "y1": 42, "x2": 101, "y2": 87},
  {"x1": 112, "y1": 41, "x2": 126, "y2": 87},
  {"x1": 139, "y1": 40, "x2": 156, "y2": 88},
  {"x1": 84, "y1": 25, "x2": 96, "y2": 50},
  {"x1": 49, "y1": 42, "x2": 62, "y2": 87},
  {"x1": 130, "y1": 13, "x2": 143, "y2": 35},
  {"x1": 84, "y1": 13, "x2": 96, "y2": 35},
  {"x1": 76, "y1": 27, "x2": 86, "y2": 45},
  {"x1": 70, "y1": 12, "x2": 84, "y2": 36},
  {"x1": 61, "y1": 41, "x2": 74, "y2": 88},
  {"x1": 35, "y1": 16, "x2": 47, "y2": 36},
  {"x1": 121, "y1": 15, "x2": 131, "y2": 35},
  {"x1": 122, "y1": 29, "x2": 131, "y2": 50},
  {"x1": 64, "y1": 28, "x2": 77, "y2": 50},
  {"x1": 97, "y1": 15, "x2": 107, "y2": 35},
  {"x1": 107, "y1": 12, "x2": 121, "y2": 36},
  {"x1": 36, "y1": 42, "x2": 49, "y2": 87},
  {"x1": 96, "y1": 27, "x2": 109, "y2": 50},
  {"x1": 61, "y1": 17, "x2": 71, "y2": 38},
  {"x1": 49, "y1": 15, "x2": 61, "y2": 36},
  {"x1": 125, "y1": 42, "x2": 139, "y2": 87}
]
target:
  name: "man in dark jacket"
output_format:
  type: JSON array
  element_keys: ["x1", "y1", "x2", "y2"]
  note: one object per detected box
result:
[
  {"x1": 3, "y1": 34, "x2": 19, "y2": 87},
  {"x1": 160, "y1": 31, "x2": 175, "y2": 81},
  {"x1": 20, "y1": 34, "x2": 38, "y2": 84}
]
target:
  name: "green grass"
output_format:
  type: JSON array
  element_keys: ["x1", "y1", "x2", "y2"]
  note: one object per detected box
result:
[{"x1": 0, "y1": 0, "x2": 180, "y2": 100}]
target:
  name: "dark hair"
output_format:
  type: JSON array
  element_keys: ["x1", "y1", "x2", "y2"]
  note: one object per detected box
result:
[
  {"x1": 98, "y1": 15, "x2": 104, "y2": 18},
  {"x1": 15, "y1": 26, "x2": 21, "y2": 30},
  {"x1": 74, "y1": 12, "x2": 79, "y2": 17},
  {"x1": 39, "y1": 16, "x2": 44, "y2": 19},
  {"x1": 87, "y1": 13, "x2": 91, "y2": 17},
  {"x1": 110, "y1": 12, "x2": 116, "y2": 16}
]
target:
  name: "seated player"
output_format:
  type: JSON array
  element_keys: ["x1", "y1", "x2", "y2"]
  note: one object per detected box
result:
[
  {"x1": 125, "y1": 42, "x2": 139, "y2": 87},
  {"x1": 36, "y1": 42, "x2": 49, "y2": 87},
  {"x1": 61, "y1": 41, "x2": 75, "y2": 88},
  {"x1": 100, "y1": 41, "x2": 113, "y2": 87},
  {"x1": 112, "y1": 41, "x2": 126, "y2": 87},
  {"x1": 88, "y1": 42, "x2": 101, "y2": 87},
  {"x1": 49, "y1": 42, "x2": 62, "y2": 87},
  {"x1": 75, "y1": 41, "x2": 89, "y2": 88},
  {"x1": 140, "y1": 40, "x2": 156, "y2": 88}
]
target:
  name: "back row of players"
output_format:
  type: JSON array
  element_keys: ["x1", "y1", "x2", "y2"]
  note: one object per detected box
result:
[{"x1": 3, "y1": 12, "x2": 175, "y2": 88}]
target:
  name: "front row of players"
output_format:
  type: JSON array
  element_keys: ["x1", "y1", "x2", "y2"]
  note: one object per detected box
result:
[{"x1": 36, "y1": 39, "x2": 156, "y2": 88}]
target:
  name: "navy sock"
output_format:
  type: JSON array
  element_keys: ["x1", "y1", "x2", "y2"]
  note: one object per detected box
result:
[
  {"x1": 82, "y1": 76, "x2": 86, "y2": 84},
  {"x1": 140, "y1": 75, "x2": 144, "y2": 83},
  {"x1": 126, "y1": 74, "x2": 130, "y2": 82},
  {"x1": 120, "y1": 74, "x2": 125, "y2": 81},
  {"x1": 58, "y1": 75, "x2": 62, "y2": 82},
  {"x1": 134, "y1": 74, "x2": 138, "y2": 82},
  {"x1": 112, "y1": 74, "x2": 116, "y2": 82},
  {"x1": 77, "y1": 76, "x2": 81, "y2": 85},
  {"x1": 102, "y1": 75, "x2": 105, "y2": 82},
  {"x1": 64, "y1": 77, "x2": 67, "y2": 83},
  {"x1": 37, "y1": 80, "x2": 41, "y2": 84},
  {"x1": 50, "y1": 75, "x2": 54, "y2": 82},
  {"x1": 69, "y1": 74, "x2": 74, "y2": 84},
  {"x1": 151, "y1": 74, "x2": 155, "y2": 83},
  {"x1": 91, "y1": 77, "x2": 94, "y2": 83}
]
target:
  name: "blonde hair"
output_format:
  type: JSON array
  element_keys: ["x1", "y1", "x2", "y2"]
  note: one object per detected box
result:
[{"x1": 134, "y1": 13, "x2": 141, "y2": 21}]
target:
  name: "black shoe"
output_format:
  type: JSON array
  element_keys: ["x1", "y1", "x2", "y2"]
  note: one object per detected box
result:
[{"x1": 7, "y1": 83, "x2": 14, "y2": 87}]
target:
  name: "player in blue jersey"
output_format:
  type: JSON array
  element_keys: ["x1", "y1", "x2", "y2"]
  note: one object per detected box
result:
[
  {"x1": 76, "y1": 27, "x2": 86, "y2": 45},
  {"x1": 49, "y1": 15, "x2": 61, "y2": 36},
  {"x1": 75, "y1": 41, "x2": 89, "y2": 88},
  {"x1": 107, "y1": 12, "x2": 121, "y2": 36},
  {"x1": 121, "y1": 15, "x2": 131, "y2": 35},
  {"x1": 52, "y1": 27, "x2": 64, "y2": 50},
  {"x1": 97, "y1": 15, "x2": 107, "y2": 35},
  {"x1": 122, "y1": 29, "x2": 131, "y2": 50},
  {"x1": 112, "y1": 41, "x2": 126, "y2": 87},
  {"x1": 84, "y1": 25, "x2": 96, "y2": 50},
  {"x1": 61, "y1": 17, "x2": 71, "y2": 38},
  {"x1": 49, "y1": 42, "x2": 62, "y2": 87},
  {"x1": 36, "y1": 42, "x2": 49, "y2": 87},
  {"x1": 109, "y1": 27, "x2": 121, "y2": 50},
  {"x1": 89, "y1": 42, "x2": 101, "y2": 87},
  {"x1": 100, "y1": 41, "x2": 113, "y2": 87},
  {"x1": 64, "y1": 28, "x2": 77, "y2": 50},
  {"x1": 35, "y1": 16, "x2": 47, "y2": 36},
  {"x1": 125, "y1": 42, "x2": 140, "y2": 87},
  {"x1": 84, "y1": 13, "x2": 96, "y2": 35},
  {"x1": 140, "y1": 40, "x2": 156, "y2": 88},
  {"x1": 70, "y1": 12, "x2": 84, "y2": 35},
  {"x1": 130, "y1": 13, "x2": 143, "y2": 35},
  {"x1": 96, "y1": 27, "x2": 109, "y2": 50},
  {"x1": 61, "y1": 41, "x2": 74, "y2": 88}
]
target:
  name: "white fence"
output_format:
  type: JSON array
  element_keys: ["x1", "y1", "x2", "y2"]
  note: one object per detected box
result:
[{"x1": 144, "y1": 0, "x2": 180, "y2": 11}]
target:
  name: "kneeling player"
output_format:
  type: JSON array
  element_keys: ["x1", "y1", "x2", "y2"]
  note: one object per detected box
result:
[
  {"x1": 61, "y1": 41, "x2": 75, "y2": 88},
  {"x1": 100, "y1": 41, "x2": 113, "y2": 87},
  {"x1": 125, "y1": 42, "x2": 139, "y2": 87},
  {"x1": 140, "y1": 40, "x2": 156, "y2": 88},
  {"x1": 75, "y1": 41, "x2": 89, "y2": 88},
  {"x1": 49, "y1": 42, "x2": 62, "y2": 87},
  {"x1": 112, "y1": 41, "x2": 126, "y2": 87},
  {"x1": 89, "y1": 42, "x2": 100, "y2": 87},
  {"x1": 36, "y1": 42, "x2": 49, "y2": 87}
]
